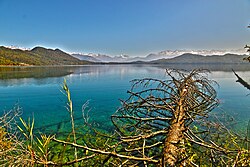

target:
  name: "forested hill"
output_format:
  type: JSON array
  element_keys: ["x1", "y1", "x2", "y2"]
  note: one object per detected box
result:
[
  {"x1": 150, "y1": 53, "x2": 248, "y2": 64},
  {"x1": 0, "y1": 46, "x2": 90, "y2": 66}
]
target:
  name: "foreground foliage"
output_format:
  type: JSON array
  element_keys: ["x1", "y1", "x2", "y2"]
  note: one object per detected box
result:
[{"x1": 0, "y1": 69, "x2": 250, "y2": 166}]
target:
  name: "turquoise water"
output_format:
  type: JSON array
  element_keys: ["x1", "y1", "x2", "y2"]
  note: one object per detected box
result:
[{"x1": 0, "y1": 65, "x2": 250, "y2": 133}]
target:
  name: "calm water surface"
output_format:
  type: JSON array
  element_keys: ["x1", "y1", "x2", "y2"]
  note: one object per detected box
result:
[{"x1": 0, "y1": 65, "x2": 250, "y2": 133}]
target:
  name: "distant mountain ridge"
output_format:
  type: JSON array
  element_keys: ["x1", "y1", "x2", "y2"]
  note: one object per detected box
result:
[
  {"x1": 72, "y1": 49, "x2": 246, "y2": 63},
  {"x1": 71, "y1": 53, "x2": 131, "y2": 62},
  {"x1": 1, "y1": 45, "x2": 248, "y2": 66},
  {"x1": 71, "y1": 54, "x2": 101, "y2": 62},
  {"x1": 150, "y1": 53, "x2": 248, "y2": 64},
  {"x1": 0, "y1": 46, "x2": 90, "y2": 66}
]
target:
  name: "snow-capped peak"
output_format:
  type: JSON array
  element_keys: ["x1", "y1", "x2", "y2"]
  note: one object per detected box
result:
[{"x1": 5, "y1": 45, "x2": 30, "y2": 51}]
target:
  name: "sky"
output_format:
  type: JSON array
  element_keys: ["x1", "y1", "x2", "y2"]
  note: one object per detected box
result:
[{"x1": 0, "y1": 0, "x2": 250, "y2": 57}]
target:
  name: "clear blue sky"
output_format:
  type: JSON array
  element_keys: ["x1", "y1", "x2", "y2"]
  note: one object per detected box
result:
[{"x1": 0, "y1": 0, "x2": 249, "y2": 56}]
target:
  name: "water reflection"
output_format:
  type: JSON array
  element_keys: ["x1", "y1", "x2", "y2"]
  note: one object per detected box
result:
[
  {"x1": 0, "y1": 66, "x2": 74, "y2": 79},
  {"x1": 1, "y1": 64, "x2": 250, "y2": 86},
  {"x1": 152, "y1": 63, "x2": 250, "y2": 71},
  {"x1": 0, "y1": 65, "x2": 166, "y2": 86},
  {"x1": 0, "y1": 66, "x2": 72, "y2": 86}
]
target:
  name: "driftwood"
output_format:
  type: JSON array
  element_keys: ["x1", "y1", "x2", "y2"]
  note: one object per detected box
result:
[{"x1": 232, "y1": 69, "x2": 250, "y2": 90}]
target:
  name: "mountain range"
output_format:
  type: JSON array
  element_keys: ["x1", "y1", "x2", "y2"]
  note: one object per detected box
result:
[
  {"x1": 150, "y1": 53, "x2": 247, "y2": 64},
  {"x1": 0, "y1": 45, "x2": 248, "y2": 66},
  {"x1": 71, "y1": 49, "x2": 246, "y2": 63}
]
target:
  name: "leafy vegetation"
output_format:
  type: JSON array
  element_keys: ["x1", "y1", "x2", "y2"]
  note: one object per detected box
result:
[
  {"x1": 0, "y1": 69, "x2": 250, "y2": 166},
  {"x1": 0, "y1": 46, "x2": 90, "y2": 66}
]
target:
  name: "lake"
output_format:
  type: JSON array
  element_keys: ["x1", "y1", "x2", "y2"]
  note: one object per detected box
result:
[{"x1": 0, "y1": 64, "x2": 250, "y2": 134}]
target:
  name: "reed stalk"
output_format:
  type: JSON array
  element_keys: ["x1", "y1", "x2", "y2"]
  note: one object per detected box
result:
[{"x1": 62, "y1": 79, "x2": 78, "y2": 165}]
